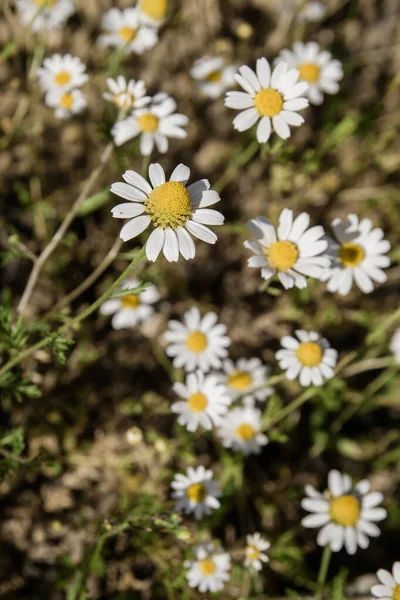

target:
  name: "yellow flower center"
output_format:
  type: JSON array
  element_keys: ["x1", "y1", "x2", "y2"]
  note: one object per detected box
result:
[
  {"x1": 236, "y1": 423, "x2": 255, "y2": 441},
  {"x1": 121, "y1": 295, "x2": 140, "y2": 309},
  {"x1": 254, "y1": 88, "x2": 284, "y2": 117},
  {"x1": 140, "y1": 0, "x2": 168, "y2": 20},
  {"x1": 55, "y1": 71, "x2": 71, "y2": 86},
  {"x1": 144, "y1": 181, "x2": 193, "y2": 229},
  {"x1": 60, "y1": 93, "x2": 73, "y2": 109},
  {"x1": 119, "y1": 27, "x2": 137, "y2": 42},
  {"x1": 186, "y1": 482, "x2": 206, "y2": 503},
  {"x1": 295, "y1": 342, "x2": 322, "y2": 367},
  {"x1": 392, "y1": 585, "x2": 400, "y2": 600},
  {"x1": 267, "y1": 240, "x2": 299, "y2": 270},
  {"x1": 339, "y1": 242, "x2": 365, "y2": 267},
  {"x1": 199, "y1": 559, "x2": 216, "y2": 576},
  {"x1": 34, "y1": 0, "x2": 56, "y2": 6},
  {"x1": 228, "y1": 370, "x2": 252, "y2": 391},
  {"x1": 246, "y1": 545, "x2": 260, "y2": 561},
  {"x1": 206, "y1": 70, "x2": 222, "y2": 83},
  {"x1": 138, "y1": 113, "x2": 159, "y2": 132},
  {"x1": 187, "y1": 392, "x2": 208, "y2": 412},
  {"x1": 298, "y1": 62, "x2": 320, "y2": 83},
  {"x1": 329, "y1": 495, "x2": 361, "y2": 527}
]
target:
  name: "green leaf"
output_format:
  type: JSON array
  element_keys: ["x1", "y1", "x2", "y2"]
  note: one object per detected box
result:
[
  {"x1": 76, "y1": 188, "x2": 110, "y2": 217},
  {"x1": 111, "y1": 282, "x2": 151, "y2": 299}
]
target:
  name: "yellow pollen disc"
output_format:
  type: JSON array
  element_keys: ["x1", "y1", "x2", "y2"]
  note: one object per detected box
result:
[
  {"x1": 121, "y1": 294, "x2": 140, "y2": 309},
  {"x1": 206, "y1": 70, "x2": 222, "y2": 83},
  {"x1": 119, "y1": 27, "x2": 137, "y2": 42},
  {"x1": 298, "y1": 62, "x2": 320, "y2": 83},
  {"x1": 228, "y1": 370, "x2": 252, "y2": 391},
  {"x1": 187, "y1": 392, "x2": 208, "y2": 412},
  {"x1": 140, "y1": 0, "x2": 168, "y2": 20},
  {"x1": 138, "y1": 113, "x2": 159, "y2": 132},
  {"x1": 186, "y1": 330, "x2": 208, "y2": 352},
  {"x1": 55, "y1": 71, "x2": 71, "y2": 86},
  {"x1": 329, "y1": 495, "x2": 361, "y2": 527},
  {"x1": 254, "y1": 88, "x2": 284, "y2": 117},
  {"x1": 392, "y1": 585, "x2": 400, "y2": 600},
  {"x1": 199, "y1": 559, "x2": 216, "y2": 576},
  {"x1": 295, "y1": 342, "x2": 322, "y2": 367},
  {"x1": 186, "y1": 482, "x2": 206, "y2": 503},
  {"x1": 246, "y1": 545, "x2": 260, "y2": 561},
  {"x1": 144, "y1": 181, "x2": 192, "y2": 230},
  {"x1": 236, "y1": 423, "x2": 255, "y2": 441},
  {"x1": 267, "y1": 240, "x2": 299, "y2": 271},
  {"x1": 34, "y1": 0, "x2": 56, "y2": 6},
  {"x1": 60, "y1": 93, "x2": 73, "y2": 109},
  {"x1": 339, "y1": 242, "x2": 365, "y2": 267}
]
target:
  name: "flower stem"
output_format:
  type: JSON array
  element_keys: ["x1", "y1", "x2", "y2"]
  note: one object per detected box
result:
[
  {"x1": 315, "y1": 545, "x2": 332, "y2": 600},
  {"x1": 214, "y1": 139, "x2": 260, "y2": 193}
]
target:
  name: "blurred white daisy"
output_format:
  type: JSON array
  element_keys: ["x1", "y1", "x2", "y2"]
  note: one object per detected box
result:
[
  {"x1": 171, "y1": 465, "x2": 221, "y2": 519},
  {"x1": 291, "y1": 0, "x2": 327, "y2": 22},
  {"x1": 244, "y1": 210, "x2": 330, "y2": 290},
  {"x1": 164, "y1": 307, "x2": 230, "y2": 371},
  {"x1": 244, "y1": 533, "x2": 270, "y2": 571},
  {"x1": 112, "y1": 93, "x2": 188, "y2": 154},
  {"x1": 371, "y1": 562, "x2": 400, "y2": 600},
  {"x1": 219, "y1": 403, "x2": 268, "y2": 455},
  {"x1": 172, "y1": 371, "x2": 231, "y2": 432},
  {"x1": 16, "y1": 0, "x2": 75, "y2": 31},
  {"x1": 45, "y1": 88, "x2": 87, "y2": 120},
  {"x1": 98, "y1": 8, "x2": 158, "y2": 55},
  {"x1": 37, "y1": 54, "x2": 88, "y2": 93},
  {"x1": 276, "y1": 42, "x2": 343, "y2": 105},
  {"x1": 185, "y1": 543, "x2": 231, "y2": 593},
  {"x1": 225, "y1": 57, "x2": 309, "y2": 143},
  {"x1": 390, "y1": 329, "x2": 400, "y2": 364},
  {"x1": 321, "y1": 214, "x2": 391, "y2": 296},
  {"x1": 216, "y1": 357, "x2": 273, "y2": 403},
  {"x1": 276, "y1": 330, "x2": 337, "y2": 387},
  {"x1": 302, "y1": 469, "x2": 387, "y2": 555},
  {"x1": 100, "y1": 278, "x2": 159, "y2": 329},
  {"x1": 191, "y1": 56, "x2": 236, "y2": 99},
  {"x1": 137, "y1": 0, "x2": 168, "y2": 27},
  {"x1": 111, "y1": 163, "x2": 224, "y2": 262},
  {"x1": 103, "y1": 76, "x2": 150, "y2": 110}
]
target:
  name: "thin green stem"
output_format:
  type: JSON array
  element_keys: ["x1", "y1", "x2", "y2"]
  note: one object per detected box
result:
[
  {"x1": 214, "y1": 139, "x2": 260, "y2": 193},
  {"x1": 263, "y1": 387, "x2": 315, "y2": 432},
  {"x1": 315, "y1": 545, "x2": 332, "y2": 600}
]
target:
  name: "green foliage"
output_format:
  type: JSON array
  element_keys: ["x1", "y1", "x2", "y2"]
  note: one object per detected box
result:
[
  {"x1": 47, "y1": 331, "x2": 75, "y2": 366},
  {"x1": 331, "y1": 568, "x2": 348, "y2": 600}
]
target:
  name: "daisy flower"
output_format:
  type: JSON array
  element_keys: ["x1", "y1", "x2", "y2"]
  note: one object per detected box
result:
[
  {"x1": 371, "y1": 562, "x2": 400, "y2": 600},
  {"x1": 289, "y1": 0, "x2": 327, "y2": 22},
  {"x1": 390, "y1": 329, "x2": 400, "y2": 364},
  {"x1": 219, "y1": 403, "x2": 268, "y2": 455},
  {"x1": 321, "y1": 214, "x2": 391, "y2": 296},
  {"x1": 244, "y1": 533, "x2": 270, "y2": 571},
  {"x1": 164, "y1": 307, "x2": 230, "y2": 372},
  {"x1": 302, "y1": 469, "x2": 387, "y2": 555},
  {"x1": 111, "y1": 163, "x2": 224, "y2": 262},
  {"x1": 171, "y1": 466, "x2": 221, "y2": 519},
  {"x1": 172, "y1": 371, "x2": 231, "y2": 432},
  {"x1": 37, "y1": 54, "x2": 88, "y2": 93},
  {"x1": 275, "y1": 42, "x2": 343, "y2": 105},
  {"x1": 45, "y1": 88, "x2": 87, "y2": 120},
  {"x1": 191, "y1": 56, "x2": 236, "y2": 99},
  {"x1": 216, "y1": 357, "x2": 273, "y2": 403},
  {"x1": 276, "y1": 330, "x2": 337, "y2": 387},
  {"x1": 225, "y1": 57, "x2": 309, "y2": 143},
  {"x1": 112, "y1": 93, "x2": 188, "y2": 154},
  {"x1": 16, "y1": 0, "x2": 75, "y2": 31},
  {"x1": 137, "y1": 0, "x2": 168, "y2": 27},
  {"x1": 244, "y1": 210, "x2": 330, "y2": 290},
  {"x1": 98, "y1": 8, "x2": 158, "y2": 55},
  {"x1": 103, "y1": 77, "x2": 150, "y2": 111},
  {"x1": 100, "y1": 278, "x2": 159, "y2": 329},
  {"x1": 185, "y1": 543, "x2": 231, "y2": 593}
]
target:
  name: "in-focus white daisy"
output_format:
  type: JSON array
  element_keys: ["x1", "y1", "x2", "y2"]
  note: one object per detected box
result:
[
  {"x1": 112, "y1": 93, "x2": 188, "y2": 154},
  {"x1": 172, "y1": 371, "x2": 231, "y2": 432},
  {"x1": 302, "y1": 469, "x2": 387, "y2": 555},
  {"x1": 276, "y1": 42, "x2": 343, "y2": 105},
  {"x1": 16, "y1": 0, "x2": 75, "y2": 31},
  {"x1": 137, "y1": 0, "x2": 168, "y2": 27},
  {"x1": 225, "y1": 57, "x2": 309, "y2": 143},
  {"x1": 98, "y1": 8, "x2": 158, "y2": 55},
  {"x1": 371, "y1": 562, "x2": 400, "y2": 600},
  {"x1": 321, "y1": 214, "x2": 391, "y2": 296},
  {"x1": 216, "y1": 357, "x2": 273, "y2": 403},
  {"x1": 276, "y1": 330, "x2": 337, "y2": 387},
  {"x1": 191, "y1": 56, "x2": 236, "y2": 99},
  {"x1": 45, "y1": 88, "x2": 87, "y2": 120},
  {"x1": 185, "y1": 543, "x2": 231, "y2": 593},
  {"x1": 390, "y1": 329, "x2": 400, "y2": 364},
  {"x1": 110, "y1": 163, "x2": 224, "y2": 262},
  {"x1": 219, "y1": 403, "x2": 268, "y2": 455},
  {"x1": 100, "y1": 278, "x2": 159, "y2": 329},
  {"x1": 164, "y1": 307, "x2": 231, "y2": 371},
  {"x1": 37, "y1": 54, "x2": 88, "y2": 93},
  {"x1": 244, "y1": 533, "x2": 270, "y2": 571},
  {"x1": 244, "y1": 210, "x2": 330, "y2": 289},
  {"x1": 103, "y1": 76, "x2": 150, "y2": 110},
  {"x1": 171, "y1": 466, "x2": 221, "y2": 519}
]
